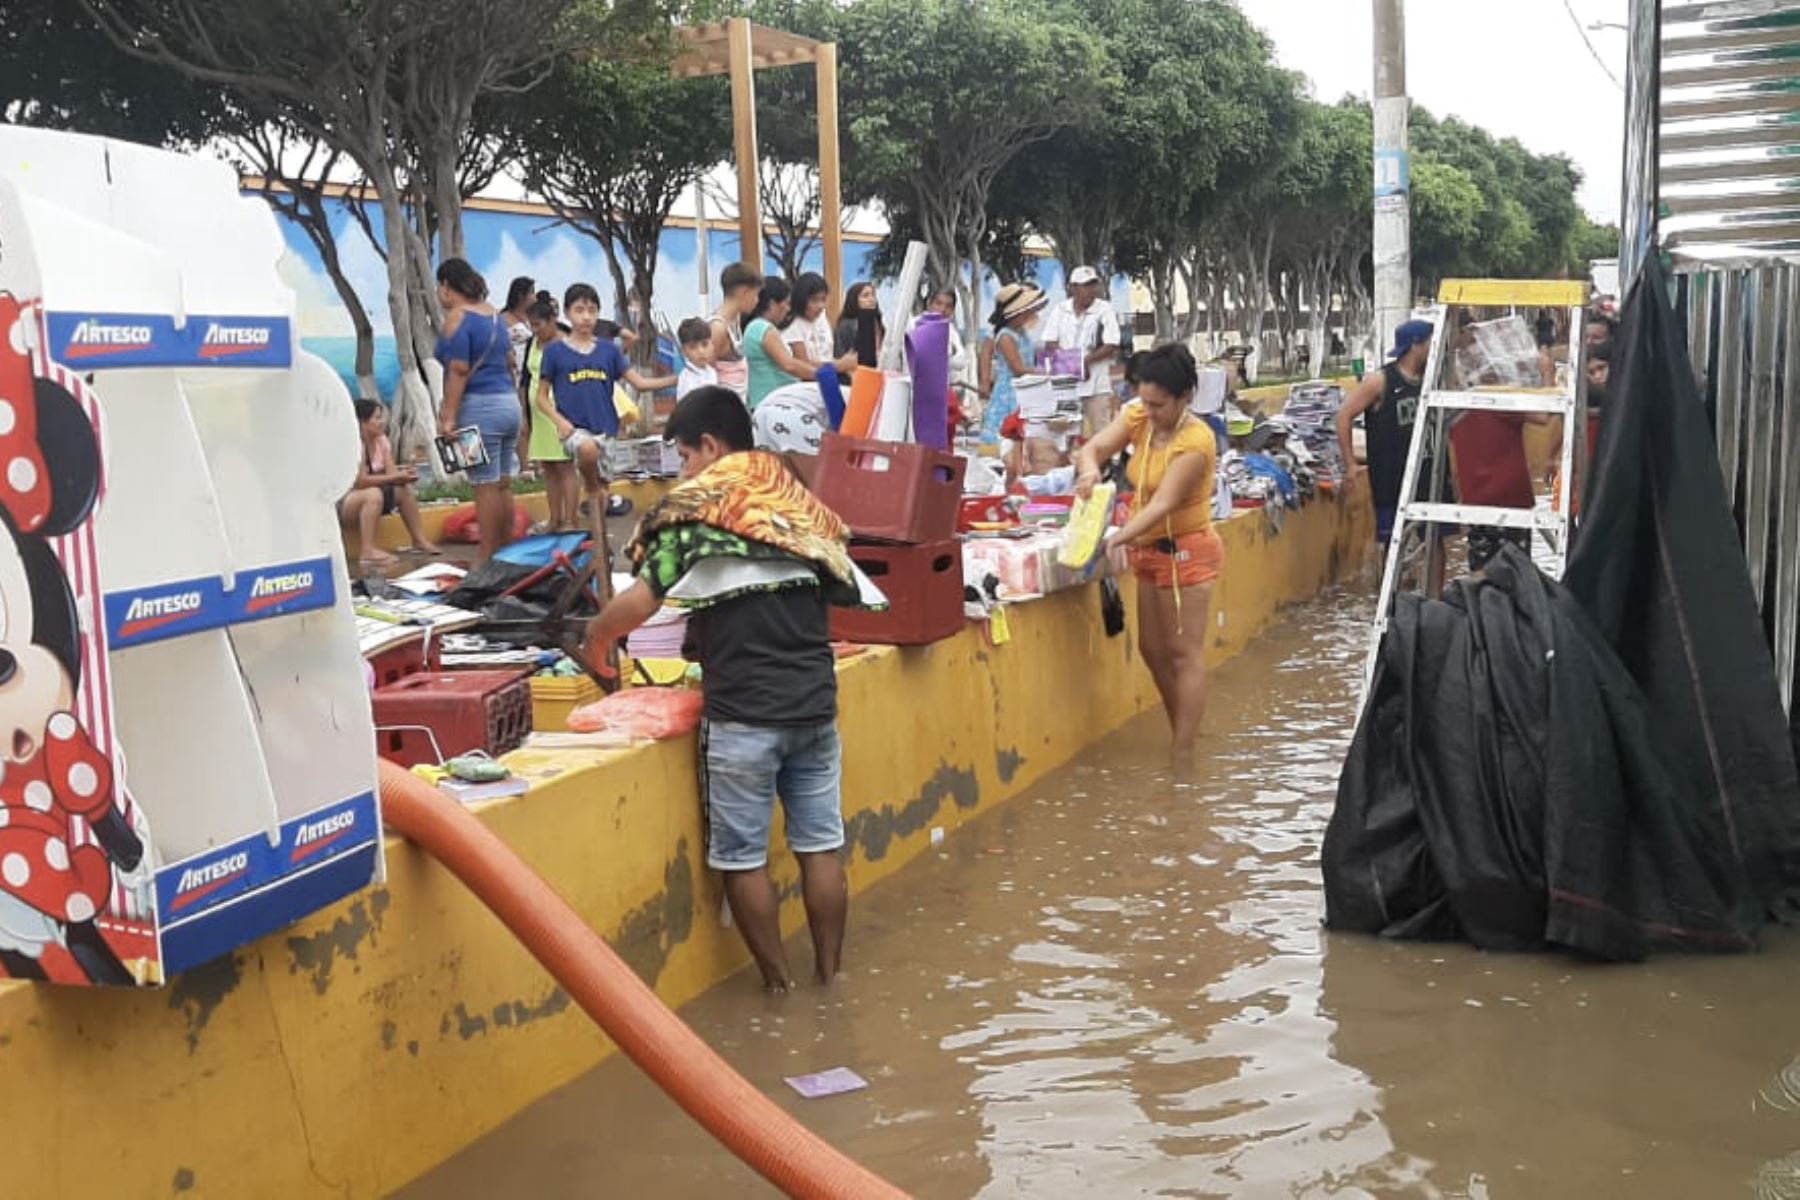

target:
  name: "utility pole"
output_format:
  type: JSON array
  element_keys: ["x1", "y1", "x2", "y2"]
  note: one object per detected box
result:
[{"x1": 1371, "y1": 0, "x2": 1412, "y2": 363}]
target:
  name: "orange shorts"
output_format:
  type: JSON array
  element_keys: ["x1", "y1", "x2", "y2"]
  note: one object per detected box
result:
[{"x1": 1128, "y1": 528, "x2": 1223, "y2": 589}]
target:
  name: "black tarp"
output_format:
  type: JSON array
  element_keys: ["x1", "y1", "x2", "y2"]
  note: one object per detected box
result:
[
  {"x1": 1324, "y1": 263, "x2": 1800, "y2": 960},
  {"x1": 1562, "y1": 261, "x2": 1800, "y2": 905}
]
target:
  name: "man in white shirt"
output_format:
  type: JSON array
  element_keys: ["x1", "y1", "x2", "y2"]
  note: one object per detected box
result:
[{"x1": 1040, "y1": 265, "x2": 1121, "y2": 439}]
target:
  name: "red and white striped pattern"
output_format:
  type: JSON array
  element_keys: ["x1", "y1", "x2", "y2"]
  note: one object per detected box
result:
[{"x1": 30, "y1": 300, "x2": 147, "y2": 926}]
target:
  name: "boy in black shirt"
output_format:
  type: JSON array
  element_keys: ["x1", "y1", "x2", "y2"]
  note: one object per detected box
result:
[{"x1": 584, "y1": 388, "x2": 850, "y2": 992}]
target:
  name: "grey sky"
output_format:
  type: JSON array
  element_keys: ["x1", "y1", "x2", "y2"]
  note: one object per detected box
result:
[{"x1": 1234, "y1": 0, "x2": 1629, "y2": 220}]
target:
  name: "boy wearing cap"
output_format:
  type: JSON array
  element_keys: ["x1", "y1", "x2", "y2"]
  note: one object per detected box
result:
[
  {"x1": 1040, "y1": 266, "x2": 1122, "y2": 438},
  {"x1": 1337, "y1": 319, "x2": 1434, "y2": 548}
]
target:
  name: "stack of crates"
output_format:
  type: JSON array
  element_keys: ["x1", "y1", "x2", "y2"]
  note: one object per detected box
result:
[{"x1": 813, "y1": 433, "x2": 968, "y2": 646}]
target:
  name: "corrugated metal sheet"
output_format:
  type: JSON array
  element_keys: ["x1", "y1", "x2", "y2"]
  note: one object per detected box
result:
[{"x1": 1626, "y1": 1, "x2": 1800, "y2": 713}]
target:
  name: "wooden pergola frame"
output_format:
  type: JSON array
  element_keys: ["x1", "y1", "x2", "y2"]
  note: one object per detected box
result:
[{"x1": 673, "y1": 18, "x2": 843, "y2": 302}]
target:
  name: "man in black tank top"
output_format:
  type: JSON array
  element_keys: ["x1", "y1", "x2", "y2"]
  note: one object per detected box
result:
[{"x1": 1337, "y1": 320, "x2": 1434, "y2": 546}]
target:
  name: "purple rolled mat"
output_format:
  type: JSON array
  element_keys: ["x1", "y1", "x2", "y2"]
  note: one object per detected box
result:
[{"x1": 906, "y1": 313, "x2": 952, "y2": 449}]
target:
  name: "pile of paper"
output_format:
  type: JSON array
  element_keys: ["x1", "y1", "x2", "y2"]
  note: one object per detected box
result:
[{"x1": 626, "y1": 605, "x2": 689, "y2": 660}]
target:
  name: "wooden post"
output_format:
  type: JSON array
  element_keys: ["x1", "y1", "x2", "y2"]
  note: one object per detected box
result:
[
  {"x1": 728, "y1": 17, "x2": 763, "y2": 269},
  {"x1": 816, "y1": 42, "x2": 844, "y2": 305}
]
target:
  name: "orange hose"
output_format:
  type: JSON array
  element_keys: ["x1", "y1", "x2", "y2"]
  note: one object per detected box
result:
[{"x1": 378, "y1": 762, "x2": 908, "y2": 1199}]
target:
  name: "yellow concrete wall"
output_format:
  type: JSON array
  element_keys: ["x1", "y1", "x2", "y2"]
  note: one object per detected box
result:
[{"x1": 0, "y1": 487, "x2": 1370, "y2": 1200}]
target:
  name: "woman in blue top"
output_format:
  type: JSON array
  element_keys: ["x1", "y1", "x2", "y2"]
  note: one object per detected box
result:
[
  {"x1": 979, "y1": 282, "x2": 1047, "y2": 449},
  {"x1": 436, "y1": 258, "x2": 525, "y2": 562},
  {"x1": 744, "y1": 276, "x2": 858, "y2": 410}
]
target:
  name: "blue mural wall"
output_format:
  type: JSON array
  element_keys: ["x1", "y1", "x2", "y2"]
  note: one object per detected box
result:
[{"x1": 263, "y1": 195, "x2": 1106, "y2": 400}]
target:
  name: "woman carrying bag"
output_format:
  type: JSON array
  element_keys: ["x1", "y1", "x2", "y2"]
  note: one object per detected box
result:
[{"x1": 1075, "y1": 343, "x2": 1222, "y2": 764}]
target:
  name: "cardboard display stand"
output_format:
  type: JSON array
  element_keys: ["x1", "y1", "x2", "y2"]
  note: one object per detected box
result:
[{"x1": 0, "y1": 127, "x2": 381, "y2": 986}]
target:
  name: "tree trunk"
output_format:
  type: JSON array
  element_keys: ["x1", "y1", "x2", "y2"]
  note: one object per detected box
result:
[
  {"x1": 1275, "y1": 269, "x2": 1299, "y2": 374},
  {"x1": 1148, "y1": 258, "x2": 1176, "y2": 342},
  {"x1": 320, "y1": 240, "x2": 379, "y2": 401},
  {"x1": 287, "y1": 187, "x2": 379, "y2": 401},
  {"x1": 628, "y1": 251, "x2": 660, "y2": 373},
  {"x1": 1241, "y1": 227, "x2": 1276, "y2": 381},
  {"x1": 915, "y1": 190, "x2": 960, "y2": 304},
  {"x1": 371, "y1": 161, "x2": 434, "y2": 459},
  {"x1": 432, "y1": 138, "x2": 466, "y2": 261},
  {"x1": 598, "y1": 231, "x2": 632, "y2": 332},
  {"x1": 965, "y1": 242, "x2": 985, "y2": 365},
  {"x1": 1306, "y1": 256, "x2": 1332, "y2": 375}
]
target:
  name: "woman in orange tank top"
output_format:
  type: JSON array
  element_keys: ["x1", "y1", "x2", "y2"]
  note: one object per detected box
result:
[{"x1": 1076, "y1": 343, "x2": 1223, "y2": 763}]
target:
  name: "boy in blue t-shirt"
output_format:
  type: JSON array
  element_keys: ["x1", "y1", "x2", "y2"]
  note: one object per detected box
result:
[{"x1": 535, "y1": 282, "x2": 677, "y2": 511}]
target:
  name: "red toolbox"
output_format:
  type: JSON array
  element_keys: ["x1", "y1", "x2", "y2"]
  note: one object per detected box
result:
[
  {"x1": 371, "y1": 668, "x2": 533, "y2": 767},
  {"x1": 830, "y1": 539, "x2": 965, "y2": 646},
  {"x1": 813, "y1": 434, "x2": 966, "y2": 544}
]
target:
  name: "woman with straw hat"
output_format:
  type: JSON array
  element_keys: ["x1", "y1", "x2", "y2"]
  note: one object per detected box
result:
[{"x1": 978, "y1": 283, "x2": 1048, "y2": 453}]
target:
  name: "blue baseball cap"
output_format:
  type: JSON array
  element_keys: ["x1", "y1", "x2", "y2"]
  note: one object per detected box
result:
[{"x1": 1390, "y1": 319, "x2": 1434, "y2": 359}]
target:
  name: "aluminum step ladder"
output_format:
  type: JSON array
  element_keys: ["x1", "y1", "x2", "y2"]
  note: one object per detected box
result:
[{"x1": 1361, "y1": 278, "x2": 1593, "y2": 697}]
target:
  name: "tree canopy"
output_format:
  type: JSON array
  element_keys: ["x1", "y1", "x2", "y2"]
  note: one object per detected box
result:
[{"x1": 3, "y1": 0, "x2": 1610, "y2": 403}]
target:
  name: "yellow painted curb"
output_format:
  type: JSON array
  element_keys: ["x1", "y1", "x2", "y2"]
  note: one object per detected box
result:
[{"x1": 0, "y1": 487, "x2": 1372, "y2": 1199}]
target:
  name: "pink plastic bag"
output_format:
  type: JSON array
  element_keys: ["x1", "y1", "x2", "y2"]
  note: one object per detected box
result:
[
  {"x1": 1049, "y1": 348, "x2": 1085, "y2": 378},
  {"x1": 567, "y1": 688, "x2": 704, "y2": 740}
]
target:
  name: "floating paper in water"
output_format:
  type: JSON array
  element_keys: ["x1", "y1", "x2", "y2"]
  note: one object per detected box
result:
[{"x1": 784, "y1": 1067, "x2": 869, "y2": 1099}]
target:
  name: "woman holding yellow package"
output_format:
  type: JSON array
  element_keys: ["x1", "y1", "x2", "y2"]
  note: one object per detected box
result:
[{"x1": 1075, "y1": 343, "x2": 1223, "y2": 762}]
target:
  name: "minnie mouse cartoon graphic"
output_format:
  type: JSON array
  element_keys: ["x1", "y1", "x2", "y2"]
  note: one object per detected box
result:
[{"x1": 0, "y1": 294, "x2": 143, "y2": 985}]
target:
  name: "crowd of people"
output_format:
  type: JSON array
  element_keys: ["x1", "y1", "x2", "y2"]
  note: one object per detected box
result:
[
  {"x1": 338, "y1": 256, "x2": 1237, "y2": 989},
  {"x1": 579, "y1": 344, "x2": 1225, "y2": 990}
]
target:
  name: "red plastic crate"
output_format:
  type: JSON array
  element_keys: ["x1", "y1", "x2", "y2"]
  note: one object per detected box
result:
[
  {"x1": 814, "y1": 434, "x2": 966, "y2": 544},
  {"x1": 958, "y1": 495, "x2": 1015, "y2": 531},
  {"x1": 366, "y1": 635, "x2": 440, "y2": 690},
  {"x1": 830, "y1": 539, "x2": 966, "y2": 646},
  {"x1": 371, "y1": 669, "x2": 533, "y2": 768}
]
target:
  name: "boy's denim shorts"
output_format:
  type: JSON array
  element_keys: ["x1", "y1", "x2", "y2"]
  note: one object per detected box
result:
[
  {"x1": 461, "y1": 390, "x2": 522, "y2": 485},
  {"x1": 698, "y1": 720, "x2": 844, "y2": 871}
]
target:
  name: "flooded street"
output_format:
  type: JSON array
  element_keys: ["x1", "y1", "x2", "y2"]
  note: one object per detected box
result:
[{"x1": 401, "y1": 588, "x2": 1800, "y2": 1199}]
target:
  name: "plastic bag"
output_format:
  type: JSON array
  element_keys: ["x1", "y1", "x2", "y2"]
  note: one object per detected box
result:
[
  {"x1": 442, "y1": 502, "x2": 531, "y2": 545},
  {"x1": 1454, "y1": 316, "x2": 1543, "y2": 389},
  {"x1": 567, "y1": 687, "x2": 704, "y2": 740}
]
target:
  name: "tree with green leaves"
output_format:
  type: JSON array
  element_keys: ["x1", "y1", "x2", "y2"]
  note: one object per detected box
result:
[
  {"x1": 1, "y1": 0, "x2": 227, "y2": 145},
  {"x1": 1570, "y1": 213, "x2": 1621, "y2": 274},
  {"x1": 1408, "y1": 156, "x2": 1487, "y2": 295},
  {"x1": 5, "y1": 4, "x2": 382, "y2": 401},
  {"x1": 76, "y1": 0, "x2": 601, "y2": 455},
  {"x1": 1011, "y1": 0, "x2": 1292, "y2": 289},
  {"x1": 1269, "y1": 100, "x2": 1371, "y2": 370},
  {"x1": 1411, "y1": 109, "x2": 1583, "y2": 281},
  {"x1": 231, "y1": 124, "x2": 382, "y2": 400},
  {"x1": 505, "y1": 53, "x2": 730, "y2": 366},
  {"x1": 812, "y1": 0, "x2": 1113, "y2": 342}
]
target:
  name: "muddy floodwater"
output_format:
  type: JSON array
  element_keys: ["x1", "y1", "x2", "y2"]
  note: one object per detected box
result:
[{"x1": 400, "y1": 587, "x2": 1800, "y2": 1199}]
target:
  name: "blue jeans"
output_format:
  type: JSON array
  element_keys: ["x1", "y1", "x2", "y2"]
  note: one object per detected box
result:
[
  {"x1": 699, "y1": 720, "x2": 844, "y2": 871},
  {"x1": 460, "y1": 390, "x2": 522, "y2": 485}
]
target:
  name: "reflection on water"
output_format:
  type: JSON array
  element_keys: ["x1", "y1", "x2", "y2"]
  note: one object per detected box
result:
[{"x1": 399, "y1": 587, "x2": 1800, "y2": 1200}]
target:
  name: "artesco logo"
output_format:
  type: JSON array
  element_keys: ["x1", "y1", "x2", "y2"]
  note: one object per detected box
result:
[
  {"x1": 291, "y1": 810, "x2": 356, "y2": 862},
  {"x1": 199, "y1": 322, "x2": 275, "y2": 359},
  {"x1": 171, "y1": 852, "x2": 251, "y2": 910},
  {"x1": 64, "y1": 319, "x2": 154, "y2": 359},
  {"x1": 120, "y1": 591, "x2": 204, "y2": 638},
  {"x1": 246, "y1": 570, "x2": 315, "y2": 613}
]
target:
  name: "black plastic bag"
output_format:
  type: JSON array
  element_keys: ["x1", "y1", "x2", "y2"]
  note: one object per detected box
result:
[
  {"x1": 1100, "y1": 575, "x2": 1125, "y2": 637},
  {"x1": 1563, "y1": 259, "x2": 1800, "y2": 906},
  {"x1": 1324, "y1": 263, "x2": 1800, "y2": 959}
]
